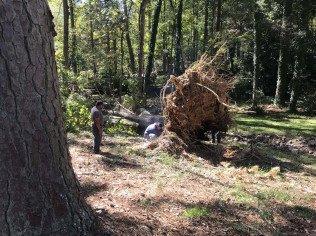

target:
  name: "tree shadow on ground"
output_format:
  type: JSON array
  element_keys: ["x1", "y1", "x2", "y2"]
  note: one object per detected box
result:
[
  {"x1": 98, "y1": 151, "x2": 142, "y2": 170},
  {"x1": 190, "y1": 141, "x2": 315, "y2": 176},
  {"x1": 68, "y1": 138, "x2": 92, "y2": 150},
  {"x1": 80, "y1": 181, "x2": 109, "y2": 198},
  {"x1": 92, "y1": 197, "x2": 316, "y2": 235}
]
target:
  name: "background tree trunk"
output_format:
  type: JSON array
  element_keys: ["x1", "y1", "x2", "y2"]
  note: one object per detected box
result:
[
  {"x1": 119, "y1": 29, "x2": 125, "y2": 103},
  {"x1": 289, "y1": 0, "x2": 310, "y2": 112},
  {"x1": 0, "y1": 1, "x2": 93, "y2": 234},
  {"x1": 215, "y1": 0, "x2": 222, "y2": 32},
  {"x1": 145, "y1": 0, "x2": 163, "y2": 92},
  {"x1": 123, "y1": 0, "x2": 136, "y2": 73},
  {"x1": 138, "y1": 0, "x2": 149, "y2": 94},
  {"x1": 274, "y1": 0, "x2": 293, "y2": 107},
  {"x1": 90, "y1": 20, "x2": 97, "y2": 76},
  {"x1": 69, "y1": 0, "x2": 78, "y2": 74},
  {"x1": 63, "y1": 0, "x2": 70, "y2": 68},
  {"x1": 252, "y1": 11, "x2": 262, "y2": 108},
  {"x1": 203, "y1": 0, "x2": 209, "y2": 52},
  {"x1": 174, "y1": 0, "x2": 184, "y2": 75}
]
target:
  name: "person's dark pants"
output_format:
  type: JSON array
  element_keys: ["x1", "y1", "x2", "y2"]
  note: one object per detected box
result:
[
  {"x1": 211, "y1": 130, "x2": 222, "y2": 144},
  {"x1": 93, "y1": 125, "x2": 101, "y2": 153}
]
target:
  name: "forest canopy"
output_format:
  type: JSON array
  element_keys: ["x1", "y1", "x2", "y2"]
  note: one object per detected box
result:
[{"x1": 48, "y1": 0, "x2": 315, "y2": 132}]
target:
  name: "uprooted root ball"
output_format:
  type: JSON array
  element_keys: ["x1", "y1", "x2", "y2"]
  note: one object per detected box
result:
[{"x1": 157, "y1": 54, "x2": 235, "y2": 153}]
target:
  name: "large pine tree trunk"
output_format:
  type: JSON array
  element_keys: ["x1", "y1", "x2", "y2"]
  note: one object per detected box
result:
[
  {"x1": 145, "y1": 0, "x2": 163, "y2": 92},
  {"x1": 274, "y1": 0, "x2": 293, "y2": 107},
  {"x1": 0, "y1": 1, "x2": 93, "y2": 234},
  {"x1": 63, "y1": 0, "x2": 70, "y2": 68}
]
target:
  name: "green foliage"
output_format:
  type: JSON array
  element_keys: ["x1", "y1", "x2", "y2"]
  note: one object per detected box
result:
[
  {"x1": 106, "y1": 122, "x2": 136, "y2": 136},
  {"x1": 122, "y1": 94, "x2": 138, "y2": 111},
  {"x1": 231, "y1": 185, "x2": 256, "y2": 204},
  {"x1": 157, "y1": 153, "x2": 177, "y2": 166},
  {"x1": 65, "y1": 94, "x2": 91, "y2": 133},
  {"x1": 256, "y1": 189, "x2": 293, "y2": 203},
  {"x1": 182, "y1": 206, "x2": 210, "y2": 218}
]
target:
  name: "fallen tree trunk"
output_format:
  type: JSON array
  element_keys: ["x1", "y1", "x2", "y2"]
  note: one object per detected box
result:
[{"x1": 110, "y1": 110, "x2": 164, "y2": 134}]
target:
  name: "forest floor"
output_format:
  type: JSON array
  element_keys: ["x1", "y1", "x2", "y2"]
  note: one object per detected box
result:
[{"x1": 69, "y1": 113, "x2": 316, "y2": 235}]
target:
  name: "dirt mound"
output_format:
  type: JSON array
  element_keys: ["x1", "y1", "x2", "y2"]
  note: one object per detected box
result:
[{"x1": 157, "y1": 53, "x2": 234, "y2": 153}]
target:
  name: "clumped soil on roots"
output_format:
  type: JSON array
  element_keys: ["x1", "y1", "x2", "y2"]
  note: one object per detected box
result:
[{"x1": 158, "y1": 55, "x2": 234, "y2": 153}]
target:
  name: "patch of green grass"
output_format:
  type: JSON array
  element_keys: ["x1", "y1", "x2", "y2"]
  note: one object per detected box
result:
[
  {"x1": 231, "y1": 185, "x2": 257, "y2": 204},
  {"x1": 139, "y1": 198, "x2": 154, "y2": 207},
  {"x1": 235, "y1": 114, "x2": 316, "y2": 137},
  {"x1": 258, "y1": 209, "x2": 274, "y2": 221},
  {"x1": 157, "y1": 153, "x2": 177, "y2": 166},
  {"x1": 256, "y1": 189, "x2": 293, "y2": 203},
  {"x1": 127, "y1": 148, "x2": 147, "y2": 157},
  {"x1": 182, "y1": 206, "x2": 210, "y2": 218}
]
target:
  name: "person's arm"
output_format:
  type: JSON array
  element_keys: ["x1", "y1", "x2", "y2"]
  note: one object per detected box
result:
[{"x1": 144, "y1": 126, "x2": 150, "y2": 139}]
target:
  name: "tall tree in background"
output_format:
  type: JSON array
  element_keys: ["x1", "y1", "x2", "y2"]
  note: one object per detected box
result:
[
  {"x1": 202, "y1": 0, "x2": 209, "y2": 52},
  {"x1": 274, "y1": 0, "x2": 293, "y2": 107},
  {"x1": 145, "y1": 0, "x2": 164, "y2": 91},
  {"x1": 138, "y1": 0, "x2": 149, "y2": 93},
  {"x1": 0, "y1": 1, "x2": 93, "y2": 234},
  {"x1": 191, "y1": 0, "x2": 199, "y2": 61},
  {"x1": 215, "y1": 0, "x2": 222, "y2": 32},
  {"x1": 289, "y1": 0, "x2": 311, "y2": 112},
  {"x1": 90, "y1": 19, "x2": 97, "y2": 76},
  {"x1": 123, "y1": 0, "x2": 137, "y2": 73},
  {"x1": 69, "y1": 0, "x2": 77, "y2": 74},
  {"x1": 63, "y1": 0, "x2": 70, "y2": 68},
  {"x1": 252, "y1": 10, "x2": 262, "y2": 108},
  {"x1": 174, "y1": 0, "x2": 184, "y2": 75}
]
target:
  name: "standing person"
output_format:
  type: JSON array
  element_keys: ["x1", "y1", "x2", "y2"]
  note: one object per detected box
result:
[{"x1": 91, "y1": 101, "x2": 104, "y2": 154}]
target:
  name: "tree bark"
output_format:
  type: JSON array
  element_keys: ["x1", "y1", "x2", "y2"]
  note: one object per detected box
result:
[
  {"x1": 174, "y1": 0, "x2": 184, "y2": 75},
  {"x1": 0, "y1": 1, "x2": 93, "y2": 234},
  {"x1": 123, "y1": 0, "x2": 136, "y2": 73},
  {"x1": 63, "y1": 0, "x2": 70, "y2": 68},
  {"x1": 138, "y1": 0, "x2": 149, "y2": 94},
  {"x1": 274, "y1": 0, "x2": 293, "y2": 107},
  {"x1": 145, "y1": 0, "x2": 163, "y2": 92},
  {"x1": 69, "y1": 0, "x2": 78, "y2": 74}
]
